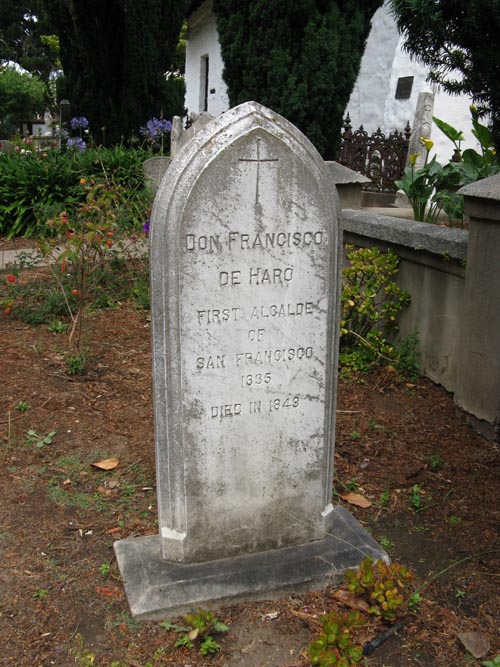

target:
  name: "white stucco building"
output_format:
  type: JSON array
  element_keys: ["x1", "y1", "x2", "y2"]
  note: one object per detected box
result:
[{"x1": 185, "y1": 0, "x2": 476, "y2": 163}]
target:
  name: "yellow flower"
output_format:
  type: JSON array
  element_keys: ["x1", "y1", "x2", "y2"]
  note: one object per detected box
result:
[
  {"x1": 409, "y1": 153, "x2": 419, "y2": 165},
  {"x1": 420, "y1": 137, "x2": 434, "y2": 152}
]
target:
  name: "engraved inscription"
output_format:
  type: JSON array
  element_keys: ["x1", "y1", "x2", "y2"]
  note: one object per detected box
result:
[{"x1": 186, "y1": 230, "x2": 324, "y2": 253}]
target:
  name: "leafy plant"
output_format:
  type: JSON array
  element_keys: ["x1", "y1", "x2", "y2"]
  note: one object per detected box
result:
[
  {"x1": 340, "y1": 245, "x2": 415, "y2": 378},
  {"x1": 32, "y1": 588, "x2": 49, "y2": 599},
  {"x1": 379, "y1": 537, "x2": 394, "y2": 553},
  {"x1": 408, "y1": 591, "x2": 424, "y2": 613},
  {"x1": 307, "y1": 609, "x2": 365, "y2": 667},
  {"x1": 65, "y1": 350, "x2": 87, "y2": 375},
  {"x1": 395, "y1": 107, "x2": 499, "y2": 227},
  {"x1": 48, "y1": 319, "x2": 68, "y2": 334},
  {"x1": 15, "y1": 400, "x2": 30, "y2": 412},
  {"x1": 409, "y1": 485, "x2": 423, "y2": 511},
  {"x1": 26, "y1": 429, "x2": 56, "y2": 449},
  {"x1": 379, "y1": 490, "x2": 391, "y2": 507},
  {"x1": 483, "y1": 656, "x2": 500, "y2": 667},
  {"x1": 424, "y1": 453, "x2": 443, "y2": 470},
  {"x1": 99, "y1": 562, "x2": 111, "y2": 578},
  {"x1": 167, "y1": 608, "x2": 229, "y2": 655},
  {"x1": 344, "y1": 557, "x2": 414, "y2": 622}
]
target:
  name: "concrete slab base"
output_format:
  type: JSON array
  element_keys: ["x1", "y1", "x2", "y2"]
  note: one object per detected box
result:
[{"x1": 114, "y1": 506, "x2": 387, "y2": 620}]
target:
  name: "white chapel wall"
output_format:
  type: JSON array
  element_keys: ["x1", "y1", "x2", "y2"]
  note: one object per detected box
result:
[
  {"x1": 347, "y1": 1, "x2": 477, "y2": 163},
  {"x1": 185, "y1": 0, "x2": 229, "y2": 117},
  {"x1": 185, "y1": 0, "x2": 479, "y2": 163}
]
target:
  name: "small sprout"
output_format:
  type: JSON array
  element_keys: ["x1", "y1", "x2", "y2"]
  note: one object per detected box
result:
[
  {"x1": 15, "y1": 400, "x2": 30, "y2": 412},
  {"x1": 408, "y1": 592, "x2": 423, "y2": 613},
  {"x1": 379, "y1": 536, "x2": 394, "y2": 552},
  {"x1": 33, "y1": 588, "x2": 49, "y2": 599},
  {"x1": 409, "y1": 484, "x2": 423, "y2": 511},
  {"x1": 99, "y1": 562, "x2": 110, "y2": 578},
  {"x1": 379, "y1": 490, "x2": 391, "y2": 507}
]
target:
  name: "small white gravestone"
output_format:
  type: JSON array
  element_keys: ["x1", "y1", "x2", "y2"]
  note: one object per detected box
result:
[{"x1": 115, "y1": 102, "x2": 386, "y2": 619}]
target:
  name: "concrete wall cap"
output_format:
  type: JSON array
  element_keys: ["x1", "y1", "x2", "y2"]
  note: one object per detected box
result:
[
  {"x1": 343, "y1": 209, "x2": 468, "y2": 260},
  {"x1": 458, "y1": 173, "x2": 500, "y2": 201}
]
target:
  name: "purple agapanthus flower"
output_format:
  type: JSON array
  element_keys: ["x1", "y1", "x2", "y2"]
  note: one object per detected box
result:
[
  {"x1": 140, "y1": 118, "x2": 172, "y2": 142},
  {"x1": 143, "y1": 220, "x2": 150, "y2": 236},
  {"x1": 70, "y1": 116, "x2": 89, "y2": 130},
  {"x1": 66, "y1": 137, "x2": 86, "y2": 151}
]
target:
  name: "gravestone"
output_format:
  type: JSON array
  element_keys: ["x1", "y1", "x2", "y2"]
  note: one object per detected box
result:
[
  {"x1": 114, "y1": 101, "x2": 386, "y2": 620},
  {"x1": 407, "y1": 91, "x2": 434, "y2": 169}
]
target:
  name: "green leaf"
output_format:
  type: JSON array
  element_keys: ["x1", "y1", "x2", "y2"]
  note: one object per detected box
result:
[
  {"x1": 433, "y1": 116, "x2": 464, "y2": 143},
  {"x1": 212, "y1": 620, "x2": 229, "y2": 633}
]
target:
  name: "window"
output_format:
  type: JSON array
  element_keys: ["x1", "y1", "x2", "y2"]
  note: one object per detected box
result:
[
  {"x1": 200, "y1": 55, "x2": 209, "y2": 112},
  {"x1": 395, "y1": 76, "x2": 414, "y2": 100}
]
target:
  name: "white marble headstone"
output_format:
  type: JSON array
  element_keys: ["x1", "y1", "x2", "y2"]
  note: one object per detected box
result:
[
  {"x1": 114, "y1": 102, "x2": 387, "y2": 619},
  {"x1": 150, "y1": 102, "x2": 340, "y2": 562}
]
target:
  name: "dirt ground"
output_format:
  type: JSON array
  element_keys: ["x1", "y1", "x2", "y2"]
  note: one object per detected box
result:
[{"x1": 1, "y1": 303, "x2": 499, "y2": 667}]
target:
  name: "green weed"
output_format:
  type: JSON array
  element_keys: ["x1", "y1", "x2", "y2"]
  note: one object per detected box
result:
[
  {"x1": 26, "y1": 429, "x2": 56, "y2": 449},
  {"x1": 15, "y1": 400, "x2": 30, "y2": 412}
]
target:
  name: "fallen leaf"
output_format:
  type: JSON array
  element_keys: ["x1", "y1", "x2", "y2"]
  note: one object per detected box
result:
[
  {"x1": 95, "y1": 585, "x2": 122, "y2": 599},
  {"x1": 91, "y1": 458, "x2": 119, "y2": 471},
  {"x1": 104, "y1": 526, "x2": 122, "y2": 535},
  {"x1": 339, "y1": 492, "x2": 372, "y2": 508},
  {"x1": 457, "y1": 630, "x2": 490, "y2": 658},
  {"x1": 97, "y1": 485, "x2": 112, "y2": 496},
  {"x1": 331, "y1": 589, "x2": 371, "y2": 613}
]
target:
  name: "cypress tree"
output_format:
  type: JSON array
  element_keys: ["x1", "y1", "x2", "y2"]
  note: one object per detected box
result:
[
  {"x1": 213, "y1": 0, "x2": 382, "y2": 159},
  {"x1": 43, "y1": 0, "x2": 187, "y2": 144}
]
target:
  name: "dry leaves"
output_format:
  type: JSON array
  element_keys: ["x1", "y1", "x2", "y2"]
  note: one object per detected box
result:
[
  {"x1": 338, "y1": 492, "x2": 372, "y2": 508},
  {"x1": 331, "y1": 589, "x2": 371, "y2": 613},
  {"x1": 457, "y1": 630, "x2": 490, "y2": 658},
  {"x1": 91, "y1": 458, "x2": 119, "y2": 470}
]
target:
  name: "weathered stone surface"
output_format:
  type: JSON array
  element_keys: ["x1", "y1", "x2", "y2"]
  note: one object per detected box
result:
[
  {"x1": 115, "y1": 101, "x2": 386, "y2": 618},
  {"x1": 149, "y1": 101, "x2": 341, "y2": 563},
  {"x1": 114, "y1": 506, "x2": 388, "y2": 620},
  {"x1": 407, "y1": 92, "x2": 434, "y2": 168},
  {"x1": 142, "y1": 156, "x2": 171, "y2": 192}
]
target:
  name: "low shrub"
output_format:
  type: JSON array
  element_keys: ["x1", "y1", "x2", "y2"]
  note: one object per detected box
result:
[{"x1": 0, "y1": 146, "x2": 153, "y2": 238}]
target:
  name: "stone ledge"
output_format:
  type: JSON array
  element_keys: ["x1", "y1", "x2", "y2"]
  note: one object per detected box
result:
[
  {"x1": 342, "y1": 209, "x2": 468, "y2": 261},
  {"x1": 114, "y1": 506, "x2": 387, "y2": 621}
]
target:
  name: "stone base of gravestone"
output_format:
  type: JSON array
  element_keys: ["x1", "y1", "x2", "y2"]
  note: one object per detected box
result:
[{"x1": 114, "y1": 506, "x2": 387, "y2": 620}]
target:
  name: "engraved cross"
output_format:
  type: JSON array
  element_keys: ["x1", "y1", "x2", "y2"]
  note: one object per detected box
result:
[{"x1": 239, "y1": 136, "x2": 278, "y2": 205}]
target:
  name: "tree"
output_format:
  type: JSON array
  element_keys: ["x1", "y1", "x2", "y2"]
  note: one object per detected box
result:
[
  {"x1": 389, "y1": 0, "x2": 500, "y2": 151},
  {"x1": 0, "y1": 65, "x2": 46, "y2": 136},
  {"x1": 212, "y1": 0, "x2": 382, "y2": 159},
  {"x1": 0, "y1": 0, "x2": 59, "y2": 81},
  {"x1": 43, "y1": 0, "x2": 188, "y2": 144}
]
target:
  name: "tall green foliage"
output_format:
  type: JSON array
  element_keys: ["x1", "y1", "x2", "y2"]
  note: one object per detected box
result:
[
  {"x1": 43, "y1": 0, "x2": 187, "y2": 144},
  {"x1": 0, "y1": 0, "x2": 59, "y2": 81},
  {"x1": 212, "y1": 0, "x2": 382, "y2": 159},
  {"x1": 390, "y1": 0, "x2": 500, "y2": 152},
  {"x1": 0, "y1": 66, "x2": 47, "y2": 137}
]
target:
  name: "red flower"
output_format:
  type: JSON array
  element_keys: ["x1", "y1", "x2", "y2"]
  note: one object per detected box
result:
[
  {"x1": 72, "y1": 289, "x2": 78, "y2": 295},
  {"x1": 7, "y1": 275, "x2": 16, "y2": 283},
  {"x1": 105, "y1": 239, "x2": 113, "y2": 248},
  {"x1": 4, "y1": 307, "x2": 11, "y2": 314}
]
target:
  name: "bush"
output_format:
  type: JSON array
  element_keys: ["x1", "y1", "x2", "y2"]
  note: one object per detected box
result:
[
  {"x1": 0, "y1": 146, "x2": 153, "y2": 238},
  {"x1": 340, "y1": 245, "x2": 418, "y2": 378}
]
